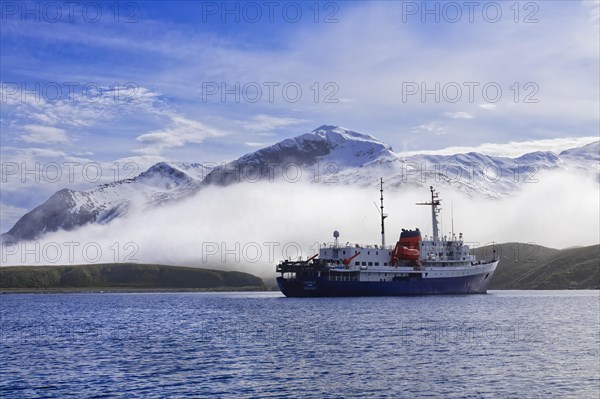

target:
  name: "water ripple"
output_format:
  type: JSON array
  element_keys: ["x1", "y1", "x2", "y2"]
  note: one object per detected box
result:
[{"x1": 1, "y1": 291, "x2": 599, "y2": 398}]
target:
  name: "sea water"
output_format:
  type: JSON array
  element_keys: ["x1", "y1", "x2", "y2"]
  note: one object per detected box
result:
[{"x1": 1, "y1": 291, "x2": 598, "y2": 398}]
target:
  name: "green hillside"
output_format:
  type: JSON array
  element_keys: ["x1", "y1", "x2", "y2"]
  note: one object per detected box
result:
[
  {"x1": 2, "y1": 244, "x2": 598, "y2": 291},
  {"x1": 472, "y1": 243, "x2": 600, "y2": 289},
  {"x1": 0, "y1": 263, "x2": 265, "y2": 291}
]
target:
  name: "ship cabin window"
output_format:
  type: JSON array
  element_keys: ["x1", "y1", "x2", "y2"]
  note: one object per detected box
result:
[
  {"x1": 343, "y1": 250, "x2": 346, "y2": 255},
  {"x1": 368, "y1": 251, "x2": 370, "y2": 255},
  {"x1": 376, "y1": 251, "x2": 378, "y2": 255},
  {"x1": 362, "y1": 262, "x2": 366, "y2": 266},
  {"x1": 384, "y1": 262, "x2": 388, "y2": 266},
  {"x1": 368, "y1": 262, "x2": 373, "y2": 266},
  {"x1": 355, "y1": 261, "x2": 359, "y2": 265},
  {"x1": 324, "y1": 251, "x2": 327, "y2": 255},
  {"x1": 375, "y1": 262, "x2": 379, "y2": 266}
]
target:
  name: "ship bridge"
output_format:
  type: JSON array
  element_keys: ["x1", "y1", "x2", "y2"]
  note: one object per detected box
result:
[{"x1": 419, "y1": 239, "x2": 476, "y2": 264}]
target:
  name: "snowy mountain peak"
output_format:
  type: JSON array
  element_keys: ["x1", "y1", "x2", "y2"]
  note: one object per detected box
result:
[
  {"x1": 312, "y1": 125, "x2": 390, "y2": 149},
  {"x1": 133, "y1": 162, "x2": 195, "y2": 189},
  {"x1": 132, "y1": 161, "x2": 211, "y2": 189},
  {"x1": 305, "y1": 125, "x2": 394, "y2": 166},
  {"x1": 141, "y1": 162, "x2": 187, "y2": 177}
]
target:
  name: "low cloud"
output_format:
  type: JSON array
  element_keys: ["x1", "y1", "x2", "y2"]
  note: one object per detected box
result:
[{"x1": 5, "y1": 170, "x2": 598, "y2": 277}]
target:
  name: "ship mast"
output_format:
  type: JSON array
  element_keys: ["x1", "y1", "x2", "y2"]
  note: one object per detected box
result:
[
  {"x1": 379, "y1": 178, "x2": 388, "y2": 247},
  {"x1": 416, "y1": 186, "x2": 442, "y2": 241}
]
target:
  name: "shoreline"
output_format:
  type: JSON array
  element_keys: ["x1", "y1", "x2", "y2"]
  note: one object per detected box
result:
[
  {"x1": 2, "y1": 288, "x2": 596, "y2": 295},
  {"x1": 0, "y1": 286, "x2": 273, "y2": 294}
]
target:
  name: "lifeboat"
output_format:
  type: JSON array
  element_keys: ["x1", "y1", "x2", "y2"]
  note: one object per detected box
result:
[
  {"x1": 391, "y1": 229, "x2": 422, "y2": 264},
  {"x1": 398, "y1": 246, "x2": 419, "y2": 260}
]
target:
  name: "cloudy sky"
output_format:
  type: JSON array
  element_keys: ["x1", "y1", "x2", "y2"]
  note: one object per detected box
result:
[{"x1": 1, "y1": 0, "x2": 599, "y2": 230}]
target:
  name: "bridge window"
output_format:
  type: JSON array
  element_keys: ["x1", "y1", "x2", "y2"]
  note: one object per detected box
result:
[
  {"x1": 368, "y1": 251, "x2": 370, "y2": 255},
  {"x1": 343, "y1": 250, "x2": 346, "y2": 255},
  {"x1": 375, "y1": 262, "x2": 379, "y2": 266},
  {"x1": 384, "y1": 262, "x2": 388, "y2": 266},
  {"x1": 368, "y1": 262, "x2": 373, "y2": 266},
  {"x1": 362, "y1": 262, "x2": 366, "y2": 266},
  {"x1": 355, "y1": 261, "x2": 359, "y2": 265}
]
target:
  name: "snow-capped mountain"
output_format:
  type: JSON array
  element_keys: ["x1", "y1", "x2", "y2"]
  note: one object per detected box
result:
[
  {"x1": 2, "y1": 162, "x2": 210, "y2": 242},
  {"x1": 202, "y1": 125, "x2": 395, "y2": 186},
  {"x1": 2, "y1": 126, "x2": 598, "y2": 243}
]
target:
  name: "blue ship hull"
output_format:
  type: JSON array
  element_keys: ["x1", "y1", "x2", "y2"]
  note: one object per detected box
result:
[{"x1": 277, "y1": 272, "x2": 494, "y2": 297}]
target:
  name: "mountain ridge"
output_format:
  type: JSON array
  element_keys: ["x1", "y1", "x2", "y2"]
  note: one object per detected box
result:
[{"x1": 2, "y1": 125, "x2": 598, "y2": 243}]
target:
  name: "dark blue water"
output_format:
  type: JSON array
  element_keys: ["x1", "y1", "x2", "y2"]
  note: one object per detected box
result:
[{"x1": 1, "y1": 291, "x2": 598, "y2": 398}]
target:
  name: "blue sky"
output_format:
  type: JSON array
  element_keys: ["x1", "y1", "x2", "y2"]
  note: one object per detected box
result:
[{"x1": 1, "y1": 0, "x2": 599, "y2": 227}]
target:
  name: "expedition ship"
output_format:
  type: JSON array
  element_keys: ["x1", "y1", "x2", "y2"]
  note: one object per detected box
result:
[{"x1": 276, "y1": 181, "x2": 498, "y2": 297}]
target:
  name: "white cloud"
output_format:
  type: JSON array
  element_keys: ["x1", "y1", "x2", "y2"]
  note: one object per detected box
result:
[
  {"x1": 135, "y1": 114, "x2": 225, "y2": 155},
  {"x1": 444, "y1": 111, "x2": 474, "y2": 119},
  {"x1": 411, "y1": 121, "x2": 447, "y2": 135},
  {"x1": 20, "y1": 125, "x2": 69, "y2": 144},
  {"x1": 239, "y1": 114, "x2": 307, "y2": 133},
  {"x1": 478, "y1": 104, "x2": 497, "y2": 111}
]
